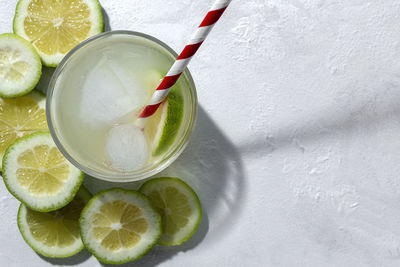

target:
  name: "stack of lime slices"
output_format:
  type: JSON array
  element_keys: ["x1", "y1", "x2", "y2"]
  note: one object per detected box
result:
[
  {"x1": 79, "y1": 178, "x2": 202, "y2": 264},
  {"x1": 0, "y1": 0, "x2": 202, "y2": 264},
  {"x1": 2, "y1": 131, "x2": 86, "y2": 257}
]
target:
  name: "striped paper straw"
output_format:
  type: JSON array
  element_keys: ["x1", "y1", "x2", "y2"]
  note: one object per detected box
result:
[{"x1": 137, "y1": 0, "x2": 232, "y2": 127}]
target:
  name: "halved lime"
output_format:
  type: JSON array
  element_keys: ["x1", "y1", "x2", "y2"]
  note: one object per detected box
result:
[
  {"x1": 2, "y1": 131, "x2": 84, "y2": 212},
  {"x1": 0, "y1": 33, "x2": 41, "y2": 97},
  {"x1": 80, "y1": 188, "x2": 161, "y2": 264},
  {"x1": 13, "y1": 0, "x2": 103, "y2": 67},
  {"x1": 0, "y1": 90, "x2": 47, "y2": 167},
  {"x1": 144, "y1": 71, "x2": 184, "y2": 156},
  {"x1": 17, "y1": 186, "x2": 91, "y2": 258},
  {"x1": 139, "y1": 177, "x2": 202, "y2": 246}
]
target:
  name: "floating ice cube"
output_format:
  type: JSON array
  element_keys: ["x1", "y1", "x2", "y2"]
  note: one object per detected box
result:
[
  {"x1": 105, "y1": 123, "x2": 149, "y2": 171},
  {"x1": 80, "y1": 56, "x2": 149, "y2": 129}
]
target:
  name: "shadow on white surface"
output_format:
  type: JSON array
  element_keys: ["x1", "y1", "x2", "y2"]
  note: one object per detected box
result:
[
  {"x1": 37, "y1": 249, "x2": 91, "y2": 265},
  {"x1": 239, "y1": 85, "x2": 400, "y2": 156},
  {"x1": 83, "y1": 105, "x2": 246, "y2": 266},
  {"x1": 102, "y1": 7, "x2": 111, "y2": 32},
  {"x1": 99, "y1": 214, "x2": 209, "y2": 267}
]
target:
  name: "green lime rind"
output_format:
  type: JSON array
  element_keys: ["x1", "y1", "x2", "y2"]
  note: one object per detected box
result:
[
  {"x1": 2, "y1": 131, "x2": 84, "y2": 212},
  {"x1": 79, "y1": 188, "x2": 162, "y2": 264},
  {"x1": 153, "y1": 86, "x2": 184, "y2": 156},
  {"x1": 17, "y1": 186, "x2": 92, "y2": 258},
  {"x1": 0, "y1": 33, "x2": 42, "y2": 98},
  {"x1": 13, "y1": 0, "x2": 104, "y2": 67},
  {"x1": 95, "y1": 0, "x2": 105, "y2": 33},
  {"x1": 76, "y1": 185, "x2": 92, "y2": 202},
  {"x1": 139, "y1": 177, "x2": 202, "y2": 246}
]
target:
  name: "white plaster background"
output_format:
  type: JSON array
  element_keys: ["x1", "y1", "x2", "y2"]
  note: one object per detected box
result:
[{"x1": 1, "y1": 0, "x2": 400, "y2": 266}]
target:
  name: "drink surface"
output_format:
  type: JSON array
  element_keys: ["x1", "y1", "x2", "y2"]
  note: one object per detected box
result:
[{"x1": 51, "y1": 34, "x2": 192, "y2": 177}]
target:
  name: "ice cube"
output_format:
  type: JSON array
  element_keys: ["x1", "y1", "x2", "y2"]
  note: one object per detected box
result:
[
  {"x1": 105, "y1": 123, "x2": 149, "y2": 171},
  {"x1": 80, "y1": 57, "x2": 149, "y2": 129}
]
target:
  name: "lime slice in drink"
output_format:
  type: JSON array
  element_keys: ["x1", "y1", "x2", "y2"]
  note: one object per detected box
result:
[
  {"x1": 13, "y1": 0, "x2": 103, "y2": 67},
  {"x1": 2, "y1": 131, "x2": 84, "y2": 212},
  {"x1": 144, "y1": 71, "x2": 184, "y2": 157},
  {"x1": 17, "y1": 186, "x2": 91, "y2": 258},
  {"x1": 139, "y1": 177, "x2": 202, "y2": 246},
  {"x1": 0, "y1": 90, "x2": 47, "y2": 167},
  {"x1": 79, "y1": 188, "x2": 161, "y2": 264},
  {"x1": 0, "y1": 33, "x2": 41, "y2": 97}
]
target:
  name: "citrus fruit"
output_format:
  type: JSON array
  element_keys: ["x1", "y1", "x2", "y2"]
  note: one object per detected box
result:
[
  {"x1": 144, "y1": 71, "x2": 184, "y2": 156},
  {"x1": 0, "y1": 33, "x2": 41, "y2": 97},
  {"x1": 139, "y1": 177, "x2": 201, "y2": 246},
  {"x1": 79, "y1": 188, "x2": 161, "y2": 264},
  {"x1": 17, "y1": 186, "x2": 92, "y2": 258},
  {"x1": 13, "y1": 0, "x2": 103, "y2": 67},
  {"x1": 0, "y1": 90, "x2": 47, "y2": 167},
  {"x1": 2, "y1": 131, "x2": 84, "y2": 212}
]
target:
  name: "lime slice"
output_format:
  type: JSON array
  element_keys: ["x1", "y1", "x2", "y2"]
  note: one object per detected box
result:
[
  {"x1": 13, "y1": 0, "x2": 103, "y2": 67},
  {"x1": 17, "y1": 186, "x2": 91, "y2": 258},
  {"x1": 0, "y1": 90, "x2": 47, "y2": 167},
  {"x1": 139, "y1": 177, "x2": 202, "y2": 246},
  {"x1": 80, "y1": 188, "x2": 161, "y2": 264},
  {"x1": 2, "y1": 131, "x2": 84, "y2": 212},
  {"x1": 144, "y1": 71, "x2": 184, "y2": 156},
  {"x1": 0, "y1": 33, "x2": 41, "y2": 97}
]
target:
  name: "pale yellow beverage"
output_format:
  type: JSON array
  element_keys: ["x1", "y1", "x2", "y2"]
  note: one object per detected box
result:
[{"x1": 47, "y1": 31, "x2": 197, "y2": 181}]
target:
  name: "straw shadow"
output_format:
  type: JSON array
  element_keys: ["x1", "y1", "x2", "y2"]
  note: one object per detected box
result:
[
  {"x1": 102, "y1": 8, "x2": 111, "y2": 32},
  {"x1": 37, "y1": 249, "x2": 91, "y2": 265},
  {"x1": 85, "y1": 105, "x2": 246, "y2": 266}
]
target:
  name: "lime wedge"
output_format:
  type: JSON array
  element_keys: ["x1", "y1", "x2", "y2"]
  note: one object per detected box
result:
[
  {"x1": 139, "y1": 177, "x2": 202, "y2": 246},
  {"x1": 0, "y1": 33, "x2": 41, "y2": 97},
  {"x1": 2, "y1": 131, "x2": 84, "y2": 212},
  {"x1": 80, "y1": 188, "x2": 161, "y2": 264},
  {"x1": 0, "y1": 90, "x2": 47, "y2": 167},
  {"x1": 144, "y1": 71, "x2": 184, "y2": 156},
  {"x1": 13, "y1": 0, "x2": 103, "y2": 67},
  {"x1": 17, "y1": 186, "x2": 91, "y2": 258}
]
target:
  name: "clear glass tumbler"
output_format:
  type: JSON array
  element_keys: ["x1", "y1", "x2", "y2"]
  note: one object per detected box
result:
[{"x1": 46, "y1": 31, "x2": 197, "y2": 182}]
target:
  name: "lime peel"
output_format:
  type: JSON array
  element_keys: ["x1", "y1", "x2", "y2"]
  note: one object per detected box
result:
[
  {"x1": 139, "y1": 177, "x2": 202, "y2": 246},
  {"x1": 13, "y1": 0, "x2": 104, "y2": 67},
  {"x1": 17, "y1": 186, "x2": 92, "y2": 258},
  {"x1": 144, "y1": 71, "x2": 184, "y2": 157},
  {"x1": 2, "y1": 131, "x2": 84, "y2": 212},
  {"x1": 79, "y1": 188, "x2": 162, "y2": 264},
  {"x1": 0, "y1": 33, "x2": 42, "y2": 97},
  {"x1": 0, "y1": 90, "x2": 47, "y2": 167}
]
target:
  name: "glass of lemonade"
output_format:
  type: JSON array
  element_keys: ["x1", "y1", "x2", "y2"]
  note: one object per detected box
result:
[{"x1": 46, "y1": 31, "x2": 197, "y2": 182}]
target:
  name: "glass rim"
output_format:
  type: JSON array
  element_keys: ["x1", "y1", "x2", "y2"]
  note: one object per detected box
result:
[{"x1": 46, "y1": 30, "x2": 198, "y2": 182}]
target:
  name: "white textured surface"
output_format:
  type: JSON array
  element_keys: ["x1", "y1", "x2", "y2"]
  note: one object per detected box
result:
[{"x1": 2, "y1": 0, "x2": 400, "y2": 266}]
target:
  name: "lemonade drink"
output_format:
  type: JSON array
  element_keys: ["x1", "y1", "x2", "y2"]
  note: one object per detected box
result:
[{"x1": 47, "y1": 31, "x2": 197, "y2": 181}]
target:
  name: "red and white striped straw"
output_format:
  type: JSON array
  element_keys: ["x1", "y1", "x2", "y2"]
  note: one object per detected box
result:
[{"x1": 137, "y1": 0, "x2": 232, "y2": 127}]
